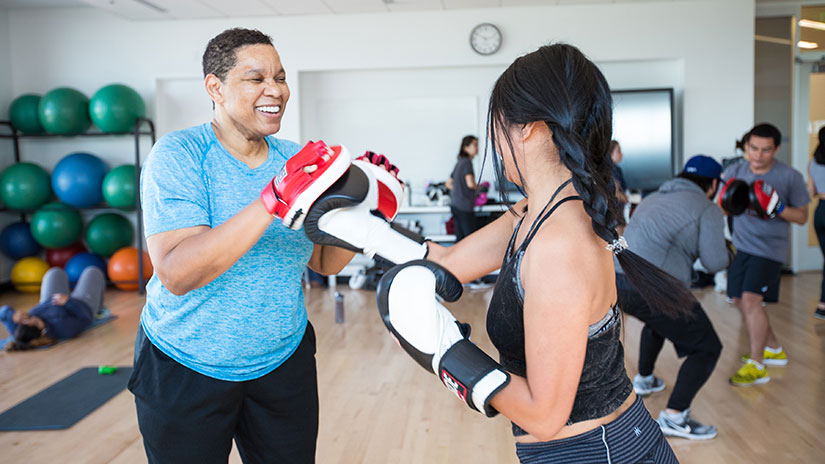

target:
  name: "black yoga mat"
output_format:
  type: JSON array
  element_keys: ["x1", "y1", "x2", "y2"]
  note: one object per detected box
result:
[{"x1": 0, "y1": 366, "x2": 132, "y2": 431}]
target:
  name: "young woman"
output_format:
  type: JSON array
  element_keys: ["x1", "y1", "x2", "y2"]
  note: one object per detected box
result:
[
  {"x1": 1, "y1": 266, "x2": 105, "y2": 350},
  {"x1": 394, "y1": 44, "x2": 694, "y2": 463},
  {"x1": 447, "y1": 135, "x2": 481, "y2": 241}
]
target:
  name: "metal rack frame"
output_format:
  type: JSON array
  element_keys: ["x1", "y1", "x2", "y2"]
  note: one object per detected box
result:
[{"x1": 0, "y1": 117, "x2": 156, "y2": 294}]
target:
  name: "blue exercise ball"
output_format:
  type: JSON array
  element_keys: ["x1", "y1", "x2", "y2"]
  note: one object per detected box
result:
[
  {"x1": 0, "y1": 222, "x2": 42, "y2": 260},
  {"x1": 65, "y1": 252, "x2": 107, "y2": 285},
  {"x1": 51, "y1": 152, "x2": 109, "y2": 208}
]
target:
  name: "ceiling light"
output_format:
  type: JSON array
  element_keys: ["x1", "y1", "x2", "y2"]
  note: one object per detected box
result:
[
  {"x1": 799, "y1": 19, "x2": 825, "y2": 31},
  {"x1": 799, "y1": 40, "x2": 819, "y2": 49}
]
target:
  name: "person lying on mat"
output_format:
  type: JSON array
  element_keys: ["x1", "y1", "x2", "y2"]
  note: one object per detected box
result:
[{"x1": 0, "y1": 267, "x2": 105, "y2": 350}]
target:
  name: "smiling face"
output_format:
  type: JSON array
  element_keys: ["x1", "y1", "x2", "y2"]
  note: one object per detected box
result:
[{"x1": 208, "y1": 44, "x2": 289, "y2": 138}]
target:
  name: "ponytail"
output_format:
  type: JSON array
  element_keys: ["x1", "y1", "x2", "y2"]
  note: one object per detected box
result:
[
  {"x1": 550, "y1": 126, "x2": 695, "y2": 319},
  {"x1": 488, "y1": 43, "x2": 696, "y2": 319}
]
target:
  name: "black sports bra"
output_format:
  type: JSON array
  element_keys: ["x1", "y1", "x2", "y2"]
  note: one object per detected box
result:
[{"x1": 485, "y1": 180, "x2": 632, "y2": 435}]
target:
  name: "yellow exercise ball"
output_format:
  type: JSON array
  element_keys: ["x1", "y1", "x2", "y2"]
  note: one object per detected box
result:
[{"x1": 11, "y1": 256, "x2": 50, "y2": 293}]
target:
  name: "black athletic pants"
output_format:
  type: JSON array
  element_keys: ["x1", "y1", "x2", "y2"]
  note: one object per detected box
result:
[
  {"x1": 814, "y1": 200, "x2": 825, "y2": 303},
  {"x1": 451, "y1": 206, "x2": 478, "y2": 242},
  {"x1": 128, "y1": 323, "x2": 319, "y2": 464},
  {"x1": 616, "y1": 274, "x2": 722, "y2": 412}
]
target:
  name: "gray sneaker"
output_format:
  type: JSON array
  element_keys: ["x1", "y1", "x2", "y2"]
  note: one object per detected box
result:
[
  {"x1": 632, "y1": 374, "x2": 665, "y2": 396},
  {"x1": 657, "y1": 409, "x2": 717, "y2": 440}
]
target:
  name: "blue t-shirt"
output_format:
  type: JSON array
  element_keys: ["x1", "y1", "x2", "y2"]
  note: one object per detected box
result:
[{"x1": 140, "y1": 123, "x2": 313, "y2": 381}]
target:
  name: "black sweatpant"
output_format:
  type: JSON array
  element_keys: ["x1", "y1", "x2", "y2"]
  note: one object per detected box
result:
[
  {"x1": 128, "y1": 323, "x2": 319, "y2": 464},
  {"x1": 814, "y1": 200, "x2": 825, "y2": 303},
  {"x1": 616, "y1": 273, "x2": 722, "y2": 412},
  {"x1": 451, "y1": 206, "x2": 478, "y2": 242}
]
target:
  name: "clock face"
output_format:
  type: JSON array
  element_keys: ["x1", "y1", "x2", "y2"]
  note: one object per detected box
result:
[{"x1": 470, "y1": 23, "x2": 502, "y2": 56}]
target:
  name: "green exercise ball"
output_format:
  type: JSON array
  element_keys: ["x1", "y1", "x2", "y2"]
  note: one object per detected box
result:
[
  {"x1": 9, "y1": 94, "x2": 44, "y2": 134},
  {"x1": 102, "y1": 164, "x2": 137, "y2": 210},
  {"x1": 89, "y1": 84, "x2": 145, "y2": 133},
  {"x1": 30, "y1": 202, "x2": 83, "y2": 249},
  {"x1": 0, "y1": 162, "x2": 51, "y2": 210},
  {"x1": 85, "y1": 213, "x2": 133, "y2": 256},
  {"x1": 38, "y1": 87, "x2": 91, "y2": 135}
]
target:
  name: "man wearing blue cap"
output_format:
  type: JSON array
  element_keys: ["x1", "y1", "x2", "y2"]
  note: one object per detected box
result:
[{"x1": 615, "y1": 154, "x2": 729, "y2": 440}]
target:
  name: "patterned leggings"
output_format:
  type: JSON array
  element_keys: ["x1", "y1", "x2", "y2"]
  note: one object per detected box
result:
[{"x1": 515, "y1": 397, "x2": 678, "y2": 464}]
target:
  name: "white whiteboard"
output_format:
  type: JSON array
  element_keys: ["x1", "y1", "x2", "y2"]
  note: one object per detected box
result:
[{"x1": 313, "y1": 96, "x2": 478, "y2": 191}]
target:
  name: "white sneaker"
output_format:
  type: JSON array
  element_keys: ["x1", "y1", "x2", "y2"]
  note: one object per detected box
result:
[
  {"x1": 632, "y1": 374, "x2": 665, "y2": 396},
  {"x1": 657, "y1": 409, "x2": 717, "y2": 440}
]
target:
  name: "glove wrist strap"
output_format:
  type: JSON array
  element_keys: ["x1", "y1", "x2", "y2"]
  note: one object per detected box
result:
[
  {"x1": 260, "y1": 182, "x2": 285, "y2": 218},
  {"x1": 438, "y1": 339, "x2": 511, "y2": 417}
]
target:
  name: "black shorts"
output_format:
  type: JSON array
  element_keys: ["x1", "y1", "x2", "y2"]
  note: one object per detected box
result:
[
  {"x1": 727, "y1": 250, "x2": 782, "y2": 301},
  {"x1": 129, "y1": 323, "x2": 319, "y2": 464}
]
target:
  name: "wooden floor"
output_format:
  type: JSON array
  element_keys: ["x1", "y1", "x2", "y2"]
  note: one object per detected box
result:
[{"x1": 1, "y1": 272, "x2": 824, "y2": 463}]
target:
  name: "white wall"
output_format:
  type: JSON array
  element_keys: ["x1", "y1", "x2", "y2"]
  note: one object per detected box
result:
[
  {"x1": 1, "y1": 0, "x2": 757, "y2": 270},
  {"x1": 5, "y1": 0, "x2": 754, "y2": 161},
  {"x1": 0, "y1": 9, "x2": 10, "y2": 120},
  {"x1": 0, "y1": 8, "x2": 15, "y2": 280},
  {"x1": 299, "y1": 65, "x2": 502, "y2": 197},
  {"x1": 298, "y1": 59, "x2": 685, "y2": 198},
  {"x1": 0, "y1": 7, "x2": 11, "y2": 170}
]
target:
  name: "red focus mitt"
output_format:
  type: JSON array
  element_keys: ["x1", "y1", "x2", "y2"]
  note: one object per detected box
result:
[
  {"x1": 260, "y1": 140, "x2": 351, "y2": 229},
  {"x1": 749, "y1": 180, "x2": 785, "y2": 219},
  {"x1": 356, "y1": 151, "x2": 404, "y2": 221}
]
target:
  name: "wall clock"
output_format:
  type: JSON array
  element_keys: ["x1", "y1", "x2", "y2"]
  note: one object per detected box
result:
[{"x1": 470, "y1": 23, "x2": 502, "y2": 56}]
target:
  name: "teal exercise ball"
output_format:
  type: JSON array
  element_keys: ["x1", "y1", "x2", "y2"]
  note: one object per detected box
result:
[
  {"x1": 38, "y1": 87, "x2": 91, "y2": 135},
  {"x1": 89, "y1": 84, "x2": 145, "y2": 133},
  {"x1": 0, "y1": 162, "x2": 51, "y2": 210},
  {"x1": 9, "y1": 94, "x2": 44, "y2": 134},
  {"x1": 85, "y1": 213, "x2": 133, "y2": 256},
  {"x1": 30, "y1": 202, "x2": 83, "y2": 249},
  {"x1": 102, "y1": 164, "x2": 137, "y2": 210}
]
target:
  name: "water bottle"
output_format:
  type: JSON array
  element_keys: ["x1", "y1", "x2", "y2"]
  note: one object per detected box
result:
[
  {"x1": 334, "y1": 292, "x2": 345, "y2": 324},
  {"x1": 405, "y1": 182, "x2": 413, "y2": 206}
]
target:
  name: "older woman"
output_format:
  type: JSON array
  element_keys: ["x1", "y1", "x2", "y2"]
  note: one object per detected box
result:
[{"x1": 130, "y1": 28, "x2": 354, "y2": 463}]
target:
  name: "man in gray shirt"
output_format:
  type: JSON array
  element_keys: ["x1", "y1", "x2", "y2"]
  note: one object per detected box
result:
[
  {"x1": 723, "y1": 123, "x2": 809, "y2": 387},
  {"x1": 617, "y1": 155, "x2": 728, "y2": 440}
]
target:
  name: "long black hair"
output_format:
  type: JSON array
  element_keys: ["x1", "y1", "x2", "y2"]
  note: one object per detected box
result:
[
  {"x1": 814, "y1": 126, "x2": 825, "y2": 165},
  {"x1": 457, "y1": 135, "x2": 478, "y2": 159},
  {"x1": 7, "y1": 323, "x2": 53, "y2": 351},
  {"x1": 487, "y1": 43, "x2": 694, "y2": 318}
]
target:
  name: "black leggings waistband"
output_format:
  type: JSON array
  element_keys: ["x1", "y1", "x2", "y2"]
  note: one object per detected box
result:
[{"x1": 515, "y1": 397, "x2": 678, "y2": 464}]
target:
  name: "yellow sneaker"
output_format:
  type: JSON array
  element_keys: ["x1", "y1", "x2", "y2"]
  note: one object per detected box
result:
[
  {"x1": 730, "y1": 360, "x2": 770, "y2": 386},
  {"x1": 740, "y1": 347, "x2": 788, "y2": 366}
]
